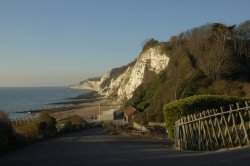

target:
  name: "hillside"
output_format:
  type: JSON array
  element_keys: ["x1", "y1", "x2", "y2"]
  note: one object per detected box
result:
[
  {"x1": 71, "y1": 39, "x2": 170, "y2": 103},
  {"x1": 127, "y1": 20, "x2": 250, "y2": 123},
  {"x1": 72, "y1": 20, "x2": 250, "y2": 124}
]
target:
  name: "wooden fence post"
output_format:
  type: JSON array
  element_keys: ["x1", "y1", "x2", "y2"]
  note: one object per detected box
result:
[
  {"x1": 175, "y1": 120, "x2": 180, "y2": 150},
  {"x1": 237, "y1": 103, "x2": 249, "y2": 144},
  {"x1": 220, "y1": 107, "x2": 233, "y2": 147},
  {"x1": 198, "y1": 113, "x2": 201, "y2": 151}
]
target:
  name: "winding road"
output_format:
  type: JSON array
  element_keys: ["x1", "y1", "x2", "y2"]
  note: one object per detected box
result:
[{"x1": 0, "y1": 128, "x2": 250, "y2": 166}]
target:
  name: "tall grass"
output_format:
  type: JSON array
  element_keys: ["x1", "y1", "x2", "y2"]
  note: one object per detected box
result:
[
  {"x1": 0, "y1": 111, "x2": 88, "y2": 154},
  {"x1": 0, "y1": 111, "x2": 14, "y2": 152}
]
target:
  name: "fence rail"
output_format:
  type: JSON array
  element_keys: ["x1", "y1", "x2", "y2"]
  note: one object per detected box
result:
[{"x1": 175, "y1": 101, "x2": 250, "y2": 151}]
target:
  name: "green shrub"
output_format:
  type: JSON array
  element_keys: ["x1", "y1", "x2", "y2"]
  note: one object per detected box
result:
[
  {"x1": 17, "y1": 121, "x2": 39, "y2": 141},
  {"x1": 56, "y1": 115, "x2": 86, "y2": 134},
  {"x1": 0, "y1": 111, "x2": 14, "y2": 152},
  {"x1": 56, "y1": 119, "x2": 72, "y2": 134},
  {"x1": 148, "y1": 125, "x2": 166, "y2": 137},
  {"x1": 119, "y1": 124, "x2": 134, "y2": 131},
  {"x1": 29, "y1": 113, "x2": 57, "y2": 139},
  {"x1": 163, "y1": 95, "x2": 250, "y2": 139},
  {"x1": 103, "y1": 122, "x2": 117, "y2": 134},
  {"x1": 207, "y1": 80, "x2": 245, "y2": 96}
]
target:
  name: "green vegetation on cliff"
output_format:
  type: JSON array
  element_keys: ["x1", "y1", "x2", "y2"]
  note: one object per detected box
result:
[{"x1": 127, "y1": 20, "x2": 250, "y2": 124}]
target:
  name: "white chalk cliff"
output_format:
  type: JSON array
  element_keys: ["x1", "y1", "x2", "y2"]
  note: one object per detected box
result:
[{"x1": 71, "y1": 45, "x2": 170, "y2": 102}]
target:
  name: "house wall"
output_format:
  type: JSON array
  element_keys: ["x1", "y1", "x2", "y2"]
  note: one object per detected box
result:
[{"x1": 133, "y1": 122, "x2": 147, "y2": 131}]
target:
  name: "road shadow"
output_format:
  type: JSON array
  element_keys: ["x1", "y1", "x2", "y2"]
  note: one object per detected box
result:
[{"x1": 1, "y1": 128, "x2": 250, "y2": 166}]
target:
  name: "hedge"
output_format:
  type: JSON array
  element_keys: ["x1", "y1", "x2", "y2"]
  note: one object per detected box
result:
[{"x1": 163, "y1": 95, "x2": 250, "y2": 139}]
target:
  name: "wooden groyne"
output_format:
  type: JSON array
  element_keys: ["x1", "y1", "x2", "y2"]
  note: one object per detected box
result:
[{"x1": 15, "y1": 105, "x2": 82, "y2": 114}]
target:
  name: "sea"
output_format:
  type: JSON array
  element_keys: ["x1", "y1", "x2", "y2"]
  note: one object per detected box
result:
[{"x1": 0, "y1": 87, "x2": 88, "y2": 119}]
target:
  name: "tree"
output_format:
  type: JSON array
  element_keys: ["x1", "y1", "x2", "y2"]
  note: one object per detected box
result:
[
  {"x1": 236, "y1": 20, "x2": 250, "y2": 57},
  {"x1": 195, "y1": 23, "x2": 235, "y2": 82},
  {"x1": 237, "y1": 20, "x2": 250, "y2": 40},
  {"x1": 212, "y1": 23, "x2": 235, "y2": 53},
  {"x1": 141, "y1": 38, "x2": 159, "y2": 51}
]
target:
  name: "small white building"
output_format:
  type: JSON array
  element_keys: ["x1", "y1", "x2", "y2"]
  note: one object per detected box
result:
[{"x1": 98, "y1": 108, "x2": 117, "y2": 121}]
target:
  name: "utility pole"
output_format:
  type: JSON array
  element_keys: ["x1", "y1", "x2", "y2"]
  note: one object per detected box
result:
[
  {"x1": 147, "y1": 110, "x2": 149, "y2": 123},
  {"x1": 99, "y1": 102, "x2": 101, "y2": 122}
]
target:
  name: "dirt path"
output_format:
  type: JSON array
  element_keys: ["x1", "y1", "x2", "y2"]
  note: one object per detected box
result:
[{"x1": 0, "y1": 128, "x2": 250, "y2": 166}]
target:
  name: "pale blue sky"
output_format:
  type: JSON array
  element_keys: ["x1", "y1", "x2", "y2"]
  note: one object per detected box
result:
[{"x1": 0, "y1": 0, "x2": 249, "y2": 87}]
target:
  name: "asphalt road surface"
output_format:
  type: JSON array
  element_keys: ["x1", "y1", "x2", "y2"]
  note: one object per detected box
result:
[{"x1": 0, "y1": 128, "x2": 250, "y2": 166}]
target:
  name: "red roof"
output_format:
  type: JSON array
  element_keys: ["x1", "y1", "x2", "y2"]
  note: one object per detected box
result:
[{"x1": 122, "y1": 106, "x2": 139, "y2": 116}]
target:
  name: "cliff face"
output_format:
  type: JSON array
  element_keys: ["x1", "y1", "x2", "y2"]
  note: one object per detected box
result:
[
  {"x1": 70, "y1": 77, "x2": 101, "y2": 92},
  {"x1": 71, "y1": 45, "x2": 170, "y2": 102}
]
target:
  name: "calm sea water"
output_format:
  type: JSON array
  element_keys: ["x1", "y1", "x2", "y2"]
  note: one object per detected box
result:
[{"x1": 0, "y1": 87, "x2": 88, "y2": 119}]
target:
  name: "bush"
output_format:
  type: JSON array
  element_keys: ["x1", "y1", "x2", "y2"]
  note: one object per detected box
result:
[
  {"x1": 56, "y1": 119, "x2": 72, "y2": 134},
  {"x1": 18, "y1": 123, "x2": 39, "y2": 141},
  {"x1": 207, "y1": 80, "x2": 245, "y2": 96},
  {"x1": 163, "y1": 95, "x2": 250, "y2": 139},
  {"x1": 57, "y1": 115, "x2": 86, "y2": 134},
  {"x1": 1, "y1": 113, "x2": 86, "y2": 153},
  {"x1": 103, "y1": 122, "x2": 118, "y2": 135},
  {"x1": 15, "y1": 114, "x2": 56, "y2": 142},
  {"x1": 148, "y1": 125, "x2": 166, "y2": 136},
  {"x1": 119, "y1": 124, "x2": 134, "y2": 131},
  {"x1": 34, "y1": 114, "x2": 57, "y2": 138},
  {"x1": 0, "y1": 111, "x2": 14, "y2": 152}
]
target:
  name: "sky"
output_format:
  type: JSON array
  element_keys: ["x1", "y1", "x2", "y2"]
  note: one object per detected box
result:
[{"x1": 0, "y1": 0, "x2": 249, "y2": 87}]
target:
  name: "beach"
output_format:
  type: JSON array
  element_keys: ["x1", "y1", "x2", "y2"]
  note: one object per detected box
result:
[{"x1": 50, "y1": 98, "x2": 121, "y2": 122}]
